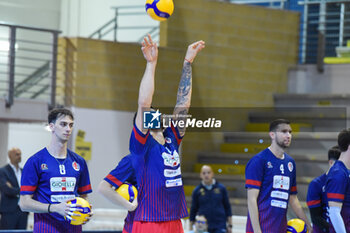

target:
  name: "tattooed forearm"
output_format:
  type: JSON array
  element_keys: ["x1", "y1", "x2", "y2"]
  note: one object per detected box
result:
[
  {"x1": 173, "y1": 62, "x2": 192, "y2": 135},
  {"x1": 176, "y1": 61, "x2": 192, "y2": 107}
]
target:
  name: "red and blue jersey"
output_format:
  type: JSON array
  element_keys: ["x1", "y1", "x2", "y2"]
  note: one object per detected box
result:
[
  {"x1": 325, "y1": 160, "x2": 350, "y2": 232},
  {"x1": 307, "y1": 173, "x2": 329, "y2": 233},
  {"x1": 104, "y1": 154, "x2": 137, "y2": 233},
  {"x1": 20, "y1": 148, "x2": 92, "y2": 232},
  {"x1": 245, "y1": 148, "x2": 297, "y2": 233},
  {"x1": 129, "y1": 122, "x2": 188, "y2": 222}
]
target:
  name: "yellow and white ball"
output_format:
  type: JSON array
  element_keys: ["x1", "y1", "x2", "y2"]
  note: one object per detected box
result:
[
  {"x1": 145, "y1": 0, "x2": 174, "y2": 21},
  {"x1": 116, "y1": 183, "x2": 138, "y2": 202},
  {"x1": 65, "y1": 197, "x2": 91, "y2": 225},
  {"x1": 287, "y1": 218, "x2": 308, "y2": 233}
]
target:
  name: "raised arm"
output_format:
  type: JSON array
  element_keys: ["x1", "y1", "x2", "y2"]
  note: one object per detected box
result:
[
  {"x1": 173, "y1": 40, "x2": 205, "y2": 136},
  {"x1": 135, "y1": 34, "x2": 159, "y2": 133}
]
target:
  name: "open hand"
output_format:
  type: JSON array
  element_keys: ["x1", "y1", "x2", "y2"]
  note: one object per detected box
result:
[
  {"x1": 141, "y1": 34, "x2": 158, "y2": 63},
  {"x1": 184, "y1": 40, "x2": 205, "y2": 63},
  {"x1": 52, "y1": 199, "x2": 81, "y2": 221}
]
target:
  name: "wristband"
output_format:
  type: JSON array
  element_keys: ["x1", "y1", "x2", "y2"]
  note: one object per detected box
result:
[{"x1": 48, "y1": 203, "x2": 52, "y2": 213}]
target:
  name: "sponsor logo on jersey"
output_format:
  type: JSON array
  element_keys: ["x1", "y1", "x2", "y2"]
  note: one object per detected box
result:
[
  {"x1": 41, "y1": 163, "x2": 48, "y2": 170},
  {"x1": 267, "y1": 161, "x2": 273, "y2": 169},
  {"x1": 162, "y1": 150, "x2": 180, "y2": 167},
  {"x1": 164, "y1": 167, "x2": 181, "y2": 177},
  {"x1": 165, "y1": 178, "x2": 183, "y2": 188},
  {"x1": 165, "y1": 137, "x2": 172, "y2": 144},
  {"x1": 50, "y1": 177, "x2": 76, "y2": 192},
  {"x1": 273, "y1": 175, "x2": 290, "y2": 190},
  {"x1": 288, "y1": 162, "x2": 293, "y2": 172},
  {"x1": 51, "y1": 194, "x2": 76, "y2": 203},
  {"x1": 72, "y1": 161, "x2": 80, "y2": 171},
  {"x1": 271, "y1": 190, "x2": 289, "y2": 200},
  {"x1": 271, "y1": 199, "x2": 287, "y2": 209}
]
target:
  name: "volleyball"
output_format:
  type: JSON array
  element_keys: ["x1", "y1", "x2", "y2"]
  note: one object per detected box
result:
[
  {"x1": 116, "y1": 183, "x2": 138, "y2": 202},
  {"x1": 287, "y1": 218, "x2": 308, "y2": 233},
  {"x1": 65, "y1": 197, "x2": 92, "y2": 225},
  {"x1": 145, "y1": 0, "x2": 174, "y2": 21}
]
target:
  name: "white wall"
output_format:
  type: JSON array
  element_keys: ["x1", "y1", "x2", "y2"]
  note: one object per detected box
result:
[
  {"x1": 0, "y1": 122, "x2": 9, "y2": 166},
  {"x1": 71, "y1": 107, "x2": 134, "y2": 208},
  {"x1": 6, "y1": 122, "x2": 51, "y2": 168},
  {"x1": 288, "y1": 64, "x2": 350, "y2": 94},
  {"x1": 0, "y1": 0, "x2": 61, "y2": 29}
]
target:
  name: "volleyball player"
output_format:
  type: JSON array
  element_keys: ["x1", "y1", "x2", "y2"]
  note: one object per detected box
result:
[
  {"x1": 98, "y1": 154, "x2": 138, "y2": 233},
  {"x1": 245, "y1": 119, "x2": 312, "y2": 233},
  {"x1": 129, "y1": 34, "x2": 205, "y2": 233},
  {"x1": 326, "y1": 129, "x2": 350, "y2": 233},
  {"x1": 19, "y1": 108, "x2": 92, "y2": 233},
  {"x1": 307, "y1": 146, "x2": 340, "y2": 232}
]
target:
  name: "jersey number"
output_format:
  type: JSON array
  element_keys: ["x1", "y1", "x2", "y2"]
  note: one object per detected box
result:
[
  {"x1": 59, "y1": 165, "x2": 66, "y2": 175},
  {"x1": 280, "y1": 164, "x2": 284, "y2": 174}
]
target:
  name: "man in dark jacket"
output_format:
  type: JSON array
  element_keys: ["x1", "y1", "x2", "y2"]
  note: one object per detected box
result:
[
  {"x1": 190, "y1": 165, "x2": 232, "y2": 233},
  {"x1": 0, "y1": 147, "x2": 28, "y2": 229}
]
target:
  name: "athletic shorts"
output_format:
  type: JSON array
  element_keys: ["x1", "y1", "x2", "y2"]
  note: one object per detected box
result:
[
  {"x1": 33, "y1": 213, "x2": 82, "y2": 233},
  {"x1": 132, "y1": 219, "x2": 184, "y2": 233}
]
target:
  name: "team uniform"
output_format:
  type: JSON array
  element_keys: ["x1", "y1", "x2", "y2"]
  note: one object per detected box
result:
[
  {"x1": 245, "y1": 148, "x2": 297, "y2": 233},
  {"x1": 20, "y1": 148, "x2": 92, "y2": 233},
  {"x1": 307, "y1": 174, "x2": 329, "y2": 233},
  {"x1": 325, "y1": 160, "x2": 350, "y2": 233},
  {"x1": 190, "y1": 180, "x2": 232, "y2": 233},
  {"x1": 103, "y1": 154, "x2": 137, "y2": 233},
  {"x1": 129, "y1": 122, "x2": 188, "y2": 233}
]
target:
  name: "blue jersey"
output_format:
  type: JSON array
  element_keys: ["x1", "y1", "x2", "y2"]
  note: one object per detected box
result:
[
  {"x1": 20, "y1": 148, "x2": 92, "y2": 232},
  {"x1": 307, "y1": 173, "x2": 329, "y2": 233},
  {"x1": 129, "y1": 123, "x2": 188, "y2": 222},
  {"x1": 245, "y1": 148, "x2": 297, "y2": 233},
  {"x1": 325, "y1": 160, "x2": 350, "y2": 233},
  {"x1": 104, "y1": 154, "x2": 137, "y2": 233}
]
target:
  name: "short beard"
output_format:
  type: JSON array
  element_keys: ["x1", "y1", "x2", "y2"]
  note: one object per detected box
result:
[{"x1": 277, "y1": 140, "x2": 289, "y2": 149}]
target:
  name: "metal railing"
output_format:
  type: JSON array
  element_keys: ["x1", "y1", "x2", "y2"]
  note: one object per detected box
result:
[
  {"x1": 0, "y1": 22, "x2": 61, "y2": 108},
  {"x1": 229, "y1": 0, "x2": 288, "y2": 8},
  {"x1": 228, "y1": 0, "x2": 350, "y2": 67},
  {"x1": 299, "y1": 0, "x2": 350, "y2": 69},
  {"x1": 89, "y1": 6, "x2": 159, "y2": 43}
]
